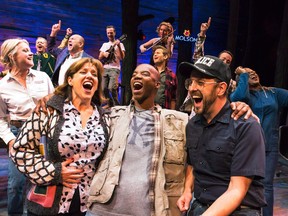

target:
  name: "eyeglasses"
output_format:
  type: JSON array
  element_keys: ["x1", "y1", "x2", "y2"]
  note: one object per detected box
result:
[{"x1": 185, "y1": 78, "x2": 219, "y2": 90}]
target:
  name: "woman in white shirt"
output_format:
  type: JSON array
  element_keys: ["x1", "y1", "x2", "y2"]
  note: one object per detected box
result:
[{"x1": 0, "y1": 38, "x2": 54, "y2": 215}]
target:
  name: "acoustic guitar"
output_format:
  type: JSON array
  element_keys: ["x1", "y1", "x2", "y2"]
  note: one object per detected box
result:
[{"x1": 102, "y1": 34, "x2": 127, "y2": 64}]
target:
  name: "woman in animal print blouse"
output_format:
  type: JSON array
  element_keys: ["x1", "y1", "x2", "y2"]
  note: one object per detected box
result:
[{"x1": 11, "y1": 58, "x2": 109, "y2": 216}]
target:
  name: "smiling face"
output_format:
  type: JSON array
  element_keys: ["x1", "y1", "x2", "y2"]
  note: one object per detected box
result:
[
  {"x1": 68, "y1": 62, "x2": 99, "y2": 103},
  {"x1": 219, "y1": 52, "x2": 233, "y2": 65},
  {"x1": 130, "y1": 64, "x2": 160, "y2": 108},
  {"x1": 35, "y1": 37, "x2": 47, "y2": 54},
  {"x1": 153, "y1": 47, "x2": 168, "y2": 65},
  {"x1": 106, "y1": 27, "x2": 116, "y2": 41},
  {"x1": 244, "y1": 67, "x2": 260, "y2": 87},
  {"x1": 187, "y1": 75, "x2": 220, "y2": 116},
  {"x1": 158, "y1": 24, "x2": 169, "y2": 38},
  {"x1": 14, "y1": 42, "x2": 34, "y2": 69}
]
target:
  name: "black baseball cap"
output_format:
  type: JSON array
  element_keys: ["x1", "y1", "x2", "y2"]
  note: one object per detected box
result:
[{"x1": 178, "y1": 55, "x2": 231, "y2": 85}]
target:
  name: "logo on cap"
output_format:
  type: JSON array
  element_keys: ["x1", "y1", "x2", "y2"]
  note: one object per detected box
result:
[{"x1": 195, "y1": 56, "x2": 215, "y2": 67}]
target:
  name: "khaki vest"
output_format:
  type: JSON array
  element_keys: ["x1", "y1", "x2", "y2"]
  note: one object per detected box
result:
[{"x1": 88, "y1": 106, "x2": 188, "y2": 216}]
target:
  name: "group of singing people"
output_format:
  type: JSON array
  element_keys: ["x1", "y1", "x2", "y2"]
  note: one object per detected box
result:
[{"x1": 0, "y1": 17, "x2": 286, "y2": 216}]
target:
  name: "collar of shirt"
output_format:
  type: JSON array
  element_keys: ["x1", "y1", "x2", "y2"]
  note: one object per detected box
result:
[
  {"x1": 129, "y1": 99, "x2": 162, "y2": 115},
  {"x1": 69, "y1": 50, "x2": 84, "y2": 59},
  {"x1": 193, "y1": 101, "x2": 231, "y2": 126},
  {"x1": 63, "y1": 100, "x2": 96, "y2": 112},
  {"x1": 6, "y1": 68, "x2": 35, "y2": 82}
]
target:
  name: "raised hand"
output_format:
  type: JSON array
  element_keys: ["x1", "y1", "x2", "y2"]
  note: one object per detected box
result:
[
  {"x1": 200, "y1": 17, "x2": 211, "y2": 36},
  {"x1": 50, "y1": 20, "x2": 62, "y2": 37},
  {"x1": 66, "y1": 27, "x2": 73, "y2": 36},
  {"x1": 234, "y1": 66, "x2": 246, "y2": 75}
]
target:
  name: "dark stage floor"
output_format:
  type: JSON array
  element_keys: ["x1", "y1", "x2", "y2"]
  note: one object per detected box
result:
[{"x1": 0, "y1": 148, "x2": 287, "y2": 216}]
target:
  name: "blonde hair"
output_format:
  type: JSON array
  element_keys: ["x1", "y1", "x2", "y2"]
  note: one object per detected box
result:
[
  {"x1": 156, "y1": 22, "x2": 173, "y2": 34},
  {"x1": 156, "y1": 22, "x2": 175, "y2": 45},
  {"x1": 36, "y1": 37, "x2": 47, "y2": 44},
  {"x1": 0, "y1": 38, "x2": 29, "y2": 69}
]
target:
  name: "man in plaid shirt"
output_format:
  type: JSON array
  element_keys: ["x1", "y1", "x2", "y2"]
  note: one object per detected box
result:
[{"x1": 152, "y1": 45, "x2": 177, "y2": 109}]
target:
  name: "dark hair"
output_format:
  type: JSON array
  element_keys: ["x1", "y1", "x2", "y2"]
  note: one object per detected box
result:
[
  {"x1": 218, "y1": 50, "x2": 234, "y2": 59},
  {"x1": 106, "y1": 25, "x2": 116, "y2": 32},
  {"x1": 54, "y1": 58, "x2": 105, "y2": 106}
]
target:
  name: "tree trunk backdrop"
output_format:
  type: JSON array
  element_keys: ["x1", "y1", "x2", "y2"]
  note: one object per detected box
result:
[
  {"x1": 121, "y1": 0, "x2": 139, "y2": 104},
  {"x1": 176, "y1": 0, "x2": 193, "y2": 110}
]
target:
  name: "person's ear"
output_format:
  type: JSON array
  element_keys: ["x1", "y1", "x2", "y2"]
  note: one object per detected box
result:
[
  {"x1": 67, "y1": 77, "x2": 73, "y2": 86},
  {"x1": 8, "y1": 54, "x2": 14, "y2": 61},
  {"x1": 79, "y1": 41, "x2": 84, "y2": 49},
  {"x1": 155, "y1": 81, "x2": 161, "y2": 89},
  {"x1": 217, "y1": 82, "x2": 228, "y2": 96},
  {"x1": 164, "y1": 54, "x2": 169, "y2": 61}
]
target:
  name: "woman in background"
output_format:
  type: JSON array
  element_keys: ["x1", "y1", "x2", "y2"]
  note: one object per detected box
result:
[
  {"x1": 139, "y1": 21, "x2": 175, "y2": 64},
  {"x1": 230, "y1": 66, "x2": 288, "y2": 216}
]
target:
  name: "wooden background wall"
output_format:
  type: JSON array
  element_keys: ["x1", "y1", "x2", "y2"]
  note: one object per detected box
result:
[{"x1": 0, "y1": 0, "x2": 229, "y2": 74}]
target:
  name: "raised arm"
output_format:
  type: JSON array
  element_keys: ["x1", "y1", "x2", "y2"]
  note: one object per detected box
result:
[
  {"x1": 192, "y1": 17, "x2": 211, "y2": 62},
  {"x1": 230, "y1": 66, "x2": 250, "y2": 102},
  {"x1": 58, "y1": 27, "x2": 73, "y2": 49},
  {"x1": 47, "y1": 20, "x2": 63, "y2": 57}
]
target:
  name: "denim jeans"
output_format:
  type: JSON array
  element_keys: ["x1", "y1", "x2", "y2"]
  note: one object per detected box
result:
[
  {"x1": 187, "y1": 200, "x2": 261, "y2": 216},
  {"x1": 102, "y1": 68, "x2": 120, "y2": 106},
  {"x1": 8, "y1": 125, "x2": 26, "y2": 215},
  {"x1": 262, "y1": 151, "x2": 278, "y2": 216},
  {"x1": 186, "y1": 200, "x2": 208, "y2": 216}
]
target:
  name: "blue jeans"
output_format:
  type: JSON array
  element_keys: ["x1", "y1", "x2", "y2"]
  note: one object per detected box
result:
[
  {"x1": 187, "y1": 200, "x2": 261, "y2": 216},
  {"x1": 262, "y1": 151, "x2": 278, "y2": 216},
  {"x1": 8, "y1": 125, "x2": 26, "y2": 215}
]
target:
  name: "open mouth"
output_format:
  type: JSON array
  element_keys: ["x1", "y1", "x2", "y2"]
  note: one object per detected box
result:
[
  {"x1": 83, "y1": 81, "x2": 93, "y2": 90},
  {"x1": 133, "y1": 82, "x2": 143, "y2": 91},
  {"x1": 192, "y1": 95, "x2": 203, "y2": 104}
]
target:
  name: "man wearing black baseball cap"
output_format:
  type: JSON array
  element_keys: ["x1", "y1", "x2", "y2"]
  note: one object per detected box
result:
[
  {"x1": 179, "y1": 55, "x2": 231, "y2": 86},
  {"x1": 177, "y1": 56, "x2": 266, "y2": 215},
  {"x1": 179, "y1": 55, "x2": 231, "y2": 116}
]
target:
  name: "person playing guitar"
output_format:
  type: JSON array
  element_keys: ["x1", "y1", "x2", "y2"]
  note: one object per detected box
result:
[
  {"x1": 101, "y1": 34, "x2": 127, "y2": 64},
  {"x1": 99, "y1": 25, "x2": 126, "y2": 107}
]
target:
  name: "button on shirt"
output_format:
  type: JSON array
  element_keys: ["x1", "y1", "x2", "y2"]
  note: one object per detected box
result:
[
  {"x1": 0, "y1": 69, "x2": 54, "y2": 144},
  {"x1": 186, "y1": 102, "x2": 266, "y2": 208}
]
